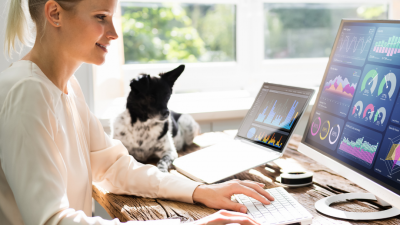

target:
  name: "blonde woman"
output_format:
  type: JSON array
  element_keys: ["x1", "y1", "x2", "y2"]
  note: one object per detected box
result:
[{"x1": 0, "y1": 0, "x2": 274, "y2": 224}]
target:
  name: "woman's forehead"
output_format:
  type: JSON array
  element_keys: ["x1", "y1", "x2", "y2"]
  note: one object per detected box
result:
[{"x1": 81, "y1": 0, "x2": 118, "y2": 14}]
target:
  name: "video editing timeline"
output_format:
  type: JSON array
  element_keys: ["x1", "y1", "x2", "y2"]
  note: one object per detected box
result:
[
  {"x1": 238, "y1": 85, "x2": 312, "y2": 152},
  {"x1": 369, "y1": 27, "x2": 400, "y2": 65},
  {"x1": 374, "y1": 126, "x2": 400, "y2": 184},
  {"x1": 304, "y1": 21, "x2": 400, "y2": 195},
  {"x1": 318, "y1": 65, "x2": 361, "y2": 117},
  {"x1": 348, "y1": 64, "x2": 400, "y2": 131},
  {"x1": 255, "y1": 90, "x2": 307, "y2": 131},
  {"x1": 308, "y1": 111, "x2": 345, "y2": 151},
  {"x1": 333, "y1": 26, "x2": 376, "y2": 66}
]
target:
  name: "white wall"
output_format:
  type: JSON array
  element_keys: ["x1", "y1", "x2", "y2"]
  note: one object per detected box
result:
[{"x1": 0, "y1": 1, "x2": 94, "y2": 112}]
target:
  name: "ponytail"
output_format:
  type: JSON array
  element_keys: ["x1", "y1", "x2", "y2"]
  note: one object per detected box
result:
[
  {"x1": 4, "y1": 0, "x2": 33, "y2": 58},
  {"x1": 4, "y1": 0, "x2": 82, "y2": 58}
]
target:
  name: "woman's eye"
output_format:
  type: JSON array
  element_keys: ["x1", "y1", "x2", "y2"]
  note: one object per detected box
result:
[{"x1": 96, "y1": 15, "x2": 106, "y2": 21}]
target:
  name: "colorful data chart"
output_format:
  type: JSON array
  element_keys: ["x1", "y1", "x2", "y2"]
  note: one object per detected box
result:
[
  {"x1": 318, "y1": 65, "x2": 361, "y2": 118},
  {"x1": 369, "y1": 27, "x2": 400, "y2": 65},
  {"x1": 306, "y1": 111, "x2": 344, "y2": 151},
  {"x1": 333, "y1": 26, "x2": 376, "y2": 67},
  {"x1": 337, "y1": 122, "x2": 382, "y2": 169},
  {"x1": 348, "y1": 64, "x2": 400, "y2": 131},
  {"x1": 255, "y1": 91, "x2": 307, "y2": 131},
  {"x1": 254, "y1": 130, "x2": 287, "y2": 149},
  {"x1": 374, "y1": 126, "x2": 400, "y2": 184}
]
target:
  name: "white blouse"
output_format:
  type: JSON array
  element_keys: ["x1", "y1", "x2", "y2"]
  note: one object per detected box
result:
[{"x1": 0, "y1": 61, "x2": 201, "y2": 225}]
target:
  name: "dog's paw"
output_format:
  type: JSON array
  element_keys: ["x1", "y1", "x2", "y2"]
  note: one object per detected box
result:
[
  {"x1": 157, "y1": 160, "x2": 170, "y2": 173},
  {"x1": 157, "y1": 164, "x2": 169, "y2": 173}
]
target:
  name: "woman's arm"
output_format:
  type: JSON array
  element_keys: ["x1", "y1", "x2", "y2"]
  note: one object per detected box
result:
[
  {"x1": 0, "y1": 79, "x2": 131, "y2": 225},
  {"x1": 88, "y1": 110, "x2": 202, "y2": 203}
]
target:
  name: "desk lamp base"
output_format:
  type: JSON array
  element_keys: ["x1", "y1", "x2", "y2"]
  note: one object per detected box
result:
[{"x1": 315, "y1": 193, "x2": 400, "y2": 220}]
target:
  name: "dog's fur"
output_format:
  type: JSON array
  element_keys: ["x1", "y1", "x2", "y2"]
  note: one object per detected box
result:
[{"x1": 112, "y1": 65, "x2": 200, "y2": 172}]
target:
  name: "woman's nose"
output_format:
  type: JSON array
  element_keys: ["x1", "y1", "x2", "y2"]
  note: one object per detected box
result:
[{"x1": 107, "y1": 23, "x2": 119, "y2": 40}]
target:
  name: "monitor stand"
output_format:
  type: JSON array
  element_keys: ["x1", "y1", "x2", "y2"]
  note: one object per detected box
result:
[{"x1": 315, "y1": 193, "x2": 400, "y2": 220}]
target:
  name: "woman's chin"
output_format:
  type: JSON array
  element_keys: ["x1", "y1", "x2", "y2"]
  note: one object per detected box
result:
[{"x1": 88, "y1": 57, "x2": 106, "y2": 66}]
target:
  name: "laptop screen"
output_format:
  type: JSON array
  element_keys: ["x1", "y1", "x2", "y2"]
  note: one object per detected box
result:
[{"x1": 237, "y1": 83, "x2": 314, "y2": 152}]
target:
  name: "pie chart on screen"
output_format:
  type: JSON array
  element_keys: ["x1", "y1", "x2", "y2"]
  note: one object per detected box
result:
[{"x1": 247, "y1": 127, "x2": 256, "y2": 139}]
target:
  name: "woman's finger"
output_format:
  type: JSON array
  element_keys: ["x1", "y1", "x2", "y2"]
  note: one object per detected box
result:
[
  {"x1": 238, "y1": 180, "x2": 274, "y2": 201},
  {"x1": 220, "y1": 197, "x2": 250, "y2": 213},
  {"x1": 219, "y1": 215, "x2": 260, "y2": 225},
  {"x1": 233, "y1": 184, "x2": 271, "y2": 205},
  {"x1": 218, "y1": 210, "x2": 259, "y2": 224}
]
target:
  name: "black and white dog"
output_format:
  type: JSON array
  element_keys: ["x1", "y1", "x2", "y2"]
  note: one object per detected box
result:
[{"x1": 112, "y1": 65, "x2": 200, "y2": 172}]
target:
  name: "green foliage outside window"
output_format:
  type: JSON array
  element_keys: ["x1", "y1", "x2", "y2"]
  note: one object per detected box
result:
[
  {"x1": 121, "y1": 3, "x2": 236, "y2": 64},
  {"x1": 264, "y1": 4, "x2": 388, "y2": 59}
]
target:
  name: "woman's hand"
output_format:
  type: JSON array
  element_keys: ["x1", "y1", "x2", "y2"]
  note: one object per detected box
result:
[
  {"x1": 192, "y1": 179, "x2": 274, "y2": 213},
  {"x1": 191, "y1": 210, "x2": 260, "y2": 225}
]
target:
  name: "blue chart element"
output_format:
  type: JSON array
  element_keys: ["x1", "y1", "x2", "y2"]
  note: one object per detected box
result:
[
  {"x1": 318, "y1": 65, "x2": 361, "y2": 118},
  {"x1": 337, "y1": 122, "x2": 382, "y2": 169},
  {"x1": 374, "y1": 125, "x2": 400, "y2": 185},
  {"x1": 348, "y1": 64, "x2": 400, "y2": 131},
  {"x1": 266, "y1": 100, "x2": 299, "y2": 130},
  {"x1": 255, "y1": 93, "x2": 306, "y2": 131},
  {"x1": 333, "y1": 26, "x2": 376, "y2": 67},
  {"x1": 255, "y1": 107, "x2": 269, "y2": 122},
  {"x1": 368, "y1": 27, "x2": 400, "y2": 66},
  {"x1": 247, "y1": 127, "x2": 256, "y2": 139},
  {"x1": 391, "y1": 96, "x2": 400, "y2": 125},
  {"x1": 306, "y1": 111, "x2": 345, "y2": 151}
]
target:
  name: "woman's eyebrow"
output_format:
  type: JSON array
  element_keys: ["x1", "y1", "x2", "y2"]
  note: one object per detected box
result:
[{"x1": 92, "y1": 9, "x2": 112, "y2": 15}]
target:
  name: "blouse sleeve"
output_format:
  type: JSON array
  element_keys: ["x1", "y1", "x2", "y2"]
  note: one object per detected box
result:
[
  {"x1": 88, "y1": 107, "x2": 202, "y2": 204},
  {"x1": 0, "y1": 79, "x2": 156, "y2": 225}
]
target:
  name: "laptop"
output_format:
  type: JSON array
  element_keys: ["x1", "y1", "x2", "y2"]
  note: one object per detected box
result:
[{"x1": 173, "y1": 83, "x2": 315, "y2": 184}]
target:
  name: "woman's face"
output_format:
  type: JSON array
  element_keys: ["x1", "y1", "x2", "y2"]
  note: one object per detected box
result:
[{"x1": 60, "y1": 0, "x2": 119, "y2": 65}]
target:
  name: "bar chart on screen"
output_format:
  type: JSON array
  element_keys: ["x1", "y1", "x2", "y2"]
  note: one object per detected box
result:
[
  {"x1": 254, "y1": 91, "x2": 308, "y2": 131},
  {"x1": 253, "y1": 130, "x2": 288, "y2": 149},
  {"x1": 337, "y1": 122, "x2": 382, "y2": 169},
  {"x1": 369, "y1": 27, "x2": 400, "y2": 65}
]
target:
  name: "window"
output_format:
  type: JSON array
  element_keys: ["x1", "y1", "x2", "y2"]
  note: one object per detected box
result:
[
  {"x1": 121, "y1": 2, "x2": 236, "y2": 64},
  {"x1": 264, "y1": 3, "x2": 388, "y2": 59}
]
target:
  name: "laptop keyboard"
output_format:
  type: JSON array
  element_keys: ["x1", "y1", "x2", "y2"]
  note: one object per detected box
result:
[{"x1": 235, "y1": 187, "x2": 313, "y2": 225}]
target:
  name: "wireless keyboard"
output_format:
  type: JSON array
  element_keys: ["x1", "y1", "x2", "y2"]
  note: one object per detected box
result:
[{"x1": 235, "y1": 187, "x2": 313, "y2": 225}]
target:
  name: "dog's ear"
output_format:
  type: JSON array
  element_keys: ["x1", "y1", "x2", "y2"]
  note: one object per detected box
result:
[
  {"x1": 160, "y1": 65, "x2": 185, "y2": 87},
  {"x1": 130, "y1": 74, "x2": 150, "y2": 94}
]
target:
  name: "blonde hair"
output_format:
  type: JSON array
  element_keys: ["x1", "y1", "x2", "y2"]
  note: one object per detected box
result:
[{"x1": 4, "y1": 0, "x2": 82, "y2": 58}]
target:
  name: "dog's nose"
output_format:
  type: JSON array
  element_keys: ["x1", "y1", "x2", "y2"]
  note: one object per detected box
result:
[{"x1": 162, "y1": 110, "x2": 170, "y2": 118}]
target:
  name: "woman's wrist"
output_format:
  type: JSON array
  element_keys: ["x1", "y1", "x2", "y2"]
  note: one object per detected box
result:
[{"x1": 192, "y1": 184, "x2": 208, "y2": 204}]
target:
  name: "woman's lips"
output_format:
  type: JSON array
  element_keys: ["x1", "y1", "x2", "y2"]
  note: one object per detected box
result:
[{"x1": 96, "y1": 43, "x2": 108, "y2": 53}]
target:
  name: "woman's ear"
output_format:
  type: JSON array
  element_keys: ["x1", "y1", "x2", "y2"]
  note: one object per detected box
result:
[{"x1": 44, "y1": 1, "x2": 62, "y2": 27}]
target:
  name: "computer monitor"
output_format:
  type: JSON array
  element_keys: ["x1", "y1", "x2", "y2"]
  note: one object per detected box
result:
[{"x1": 299, "y1": 19, "x2": 400, "y2": 220}]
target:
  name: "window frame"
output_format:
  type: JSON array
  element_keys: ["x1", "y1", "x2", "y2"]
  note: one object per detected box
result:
[{"x1": 119, "y1": 0, "x2": 391, "y2": 96}]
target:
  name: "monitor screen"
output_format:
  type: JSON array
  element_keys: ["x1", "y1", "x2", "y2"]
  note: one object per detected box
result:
[
  {"x1": 238, "y1": 83, "x2": 314, "y2": 152},
  {"x1": 303, "y1": 20, "x2": 400, "y2": 196}
]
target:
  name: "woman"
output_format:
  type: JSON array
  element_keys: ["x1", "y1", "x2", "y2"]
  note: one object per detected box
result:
[{"x1": 0, "y1": 0, "x2": 274, "y2": 224}]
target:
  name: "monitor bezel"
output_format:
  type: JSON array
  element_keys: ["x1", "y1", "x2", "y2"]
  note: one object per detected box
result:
[{"x1": 301, "y1": 19, "x2": 400, "y2": 199}]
